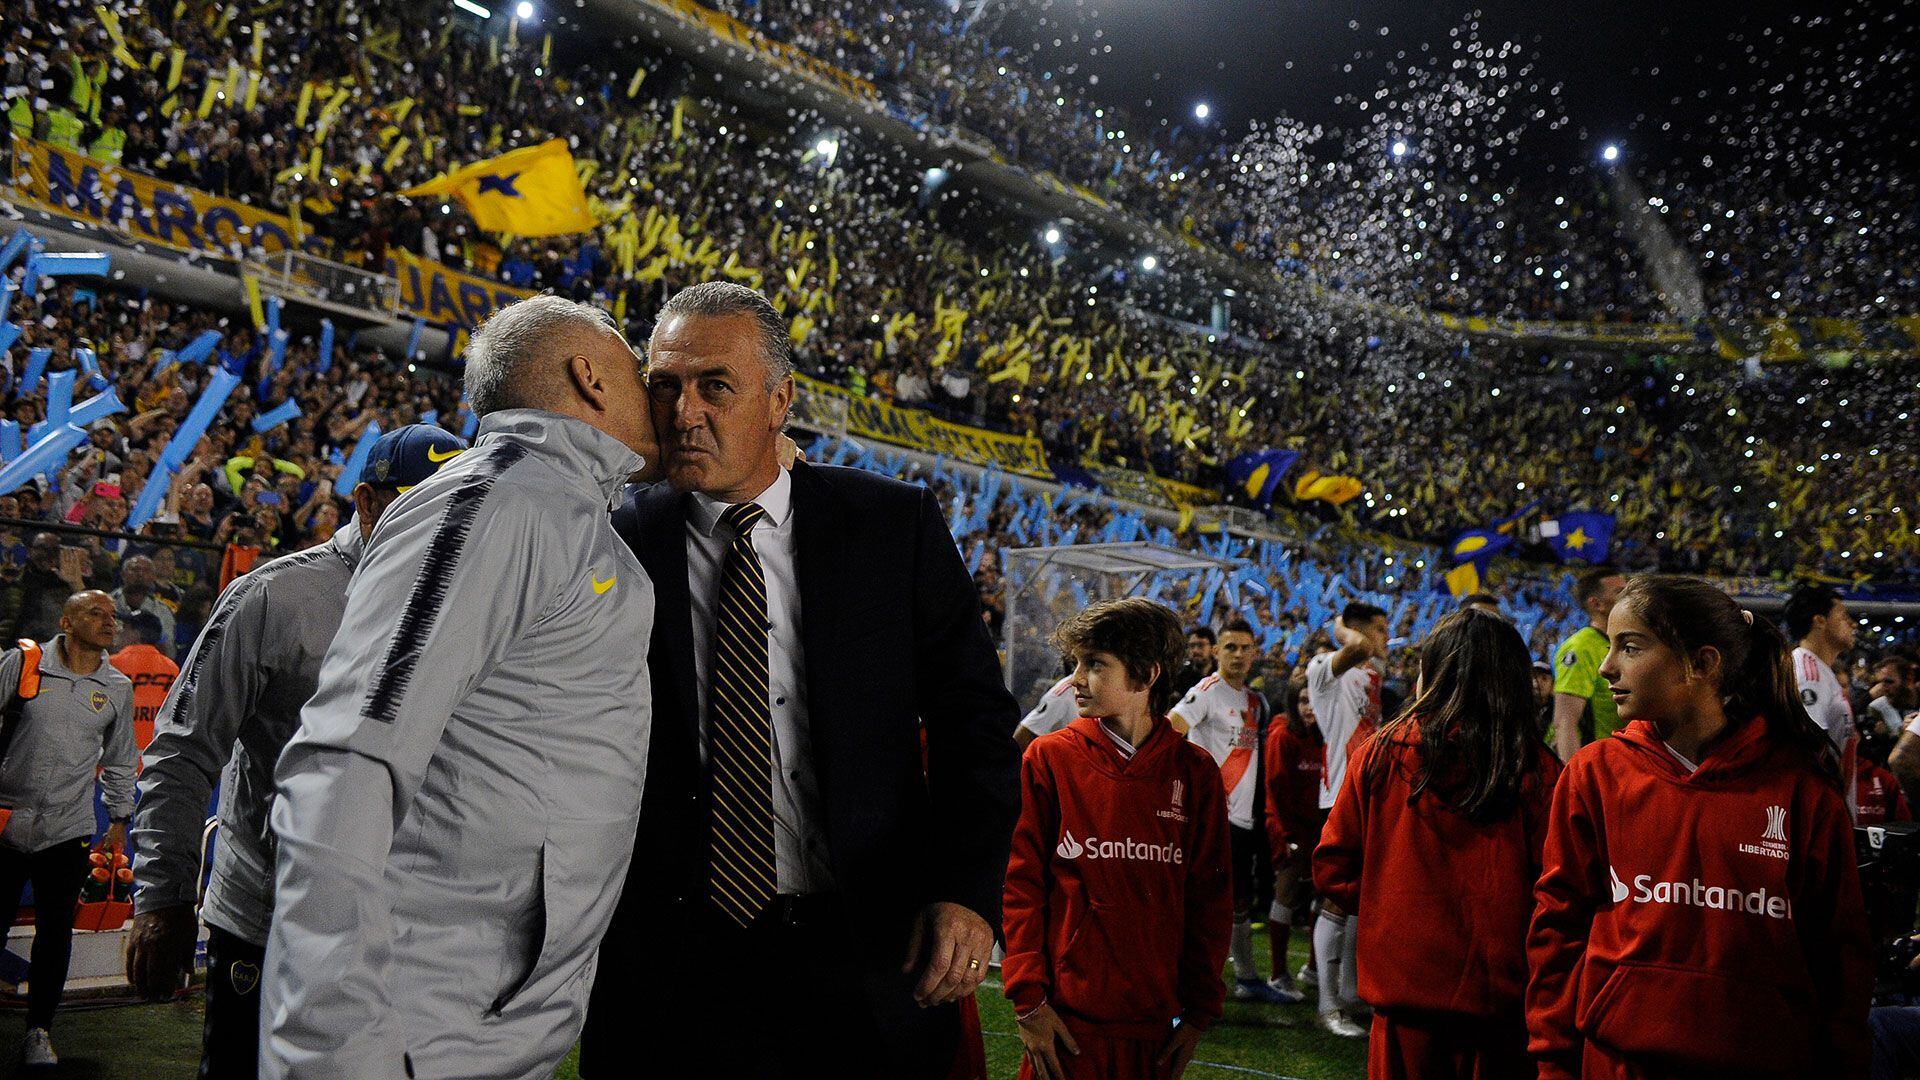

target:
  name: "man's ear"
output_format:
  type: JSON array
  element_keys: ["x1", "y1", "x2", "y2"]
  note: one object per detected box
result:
[
  {"x1": 567, "y1": 353, "x2": 605, "y2": 411},
  {"x1": 769, "y1": 375, "x2": 794, "y2": 431}
]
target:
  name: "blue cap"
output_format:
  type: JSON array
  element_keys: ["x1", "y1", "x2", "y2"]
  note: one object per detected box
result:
[{"x1": 362, "y1": 424, "x2": 469, "y2": 491}]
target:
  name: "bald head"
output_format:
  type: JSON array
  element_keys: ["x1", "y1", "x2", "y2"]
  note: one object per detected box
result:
[
  {"x1": 462, "y1": 295, "x2": 657, "y2": 457},
  {"x1": 464, "y1": 295, "x2": 625, "y2": 415},
  {"x1": 61, "y1": 589, "x2": 118, "y2": 651}
]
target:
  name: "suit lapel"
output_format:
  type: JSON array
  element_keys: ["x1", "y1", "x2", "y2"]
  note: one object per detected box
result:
[
  {"x1": 789, "y1": 462, "x2": 838, "y2": 755},
  {"x1": 635, "y1": 486, "x2": 699, "y2": 748}
]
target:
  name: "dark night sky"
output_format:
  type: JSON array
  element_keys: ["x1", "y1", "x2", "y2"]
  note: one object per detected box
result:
[{"x1": 989, "y1": 0, "x2": 1906, "y2": 176}]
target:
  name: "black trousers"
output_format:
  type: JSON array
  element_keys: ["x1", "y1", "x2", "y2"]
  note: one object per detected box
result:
[
  {"x1": 1229, "y1": 823, "x2": 1270, "y2": 914},
  {"x1": 582, "y1": 897, "x2": 959, "y2": 1079},
  {"x1": 0, "y1": 835, "x2": 92, "y2": 1030},
  {"x1": 200, "y1": 924, "x2": 266, "y2": 1080}
]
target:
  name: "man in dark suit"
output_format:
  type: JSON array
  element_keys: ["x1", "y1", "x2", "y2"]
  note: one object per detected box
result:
[{"x1": 583, "y1": 282, "x2": 1021, "y2": 1077}]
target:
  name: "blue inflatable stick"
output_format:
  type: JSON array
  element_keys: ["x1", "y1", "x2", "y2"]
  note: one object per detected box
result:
[
  {"x1": 0, "y1": 423, "x2": 89, "y2": 495},
  {"x1": 335, "y1": 422, "x2": 384, "y2": 490},
  {"x1": 316, "y1": 319, "x2": 335, "y2": 374},
  {"x1": 252, "y1": 399, "x2": 302, "y2": 433},
  {"x1": 21, "y1": 251, "x2": 111, "y2": 297},
  {"x1": 68, "y1": 386, "x2": 126, "y2": 428},
  {"x1": 21, "y1": 347, "x2": 51, "y2": 393}
]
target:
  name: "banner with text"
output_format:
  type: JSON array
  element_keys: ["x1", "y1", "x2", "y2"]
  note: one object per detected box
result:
[
  {"x1": 10, "y1": 134, "x2": 323, "y2": 257},
  {"x1": 793, "y1": 374, "x2": 1051, "y2": 478},
  {"x1": 385, "y1": 250, "x2": 533, "y2": 333},
  {"x1": 8, "y1": 136, "x2": 530, "y2": 332}
]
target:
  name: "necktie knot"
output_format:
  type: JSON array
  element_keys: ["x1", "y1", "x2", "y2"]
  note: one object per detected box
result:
[{"x1": 721, "y1": 501, "x2": 767, "y2": 535}]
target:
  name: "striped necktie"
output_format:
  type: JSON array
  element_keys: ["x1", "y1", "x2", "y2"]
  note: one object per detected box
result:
[{"x1": 709, "y1": 501, "x2": 775, "y2": 928}]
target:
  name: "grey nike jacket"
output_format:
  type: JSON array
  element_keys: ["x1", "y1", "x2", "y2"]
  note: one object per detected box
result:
[
  {"x1": 131, "y1": 522, "x2": 366, "y2": 946},
  {"x1": 260, "y1": 410, "x2": 654, "y2": 1080}
]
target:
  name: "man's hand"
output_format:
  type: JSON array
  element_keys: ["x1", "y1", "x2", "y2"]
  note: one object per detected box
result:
[
  {"x1": 97, "y1": 821, "x2": 126, "y2": 854},
  {"x1": 1015, "y1": 1002, "x2": 1079, "y2": 1080},
  {"x1": 900, "y1": 901, "x2": 993, "y2": 1007},
  {"x1": 1155, "y1": 1020, "x2": 1205, "y2": 1079},
  {"x1": 1332, "y1": 616, "x2": 1361, "y2": 649},
  {"x1": 125, "y1": 905, "x2": 198, "y2": 1000},
  {"x1": 58, "y1": 546, "x2": 89, "y2": 591}
]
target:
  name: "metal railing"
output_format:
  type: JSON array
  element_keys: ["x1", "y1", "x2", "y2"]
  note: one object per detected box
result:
[{"x1": 247, "y1": 250, "x2": 401, "y2": 314}]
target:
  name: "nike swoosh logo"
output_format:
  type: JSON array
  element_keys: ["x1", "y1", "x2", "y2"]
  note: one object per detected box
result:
[
  {"x1": 592, "y1": 575, "x2": 616, "y2": 594},
  {"x1": 426, "y1": 446, "x2": 464, "y2": 463}
]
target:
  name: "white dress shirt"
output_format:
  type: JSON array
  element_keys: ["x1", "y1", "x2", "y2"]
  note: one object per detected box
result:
[{"x1": 686, "y1": 468, "x2": 835, "y2": 894}]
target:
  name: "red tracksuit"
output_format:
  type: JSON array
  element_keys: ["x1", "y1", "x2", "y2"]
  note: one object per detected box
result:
[
  {"x1": 1316, "y1": 724, "x2": 1562, "y2": 1079},
  {"x1": 1855, "y1": 760, "x2": 1911, "y2": 825},
  {"x1": 1003, "y1": 716, "x2": 1233, "y2": 1078},
  {"x1": 1526, "y1": 717, "x2": 1870, "y2": 1079},
  {"x1": 1264, "y1": 720, "x2": 1326, "y2": 864}
]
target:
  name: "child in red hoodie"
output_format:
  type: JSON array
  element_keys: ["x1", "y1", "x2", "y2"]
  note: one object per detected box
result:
[
  {"x1": 1264, "y1": 686, "x2": 1325, "y2": 1000},
  {"x1": 1527, "y1": 575, "x2": 1871, "y2": 1079},
  {"x1": 1316, "y1": 607, "x2": 1562, "y2": 1079},
  {"x1": 1003, "y1": 598, "x2": 1233, "y2": 1080}
]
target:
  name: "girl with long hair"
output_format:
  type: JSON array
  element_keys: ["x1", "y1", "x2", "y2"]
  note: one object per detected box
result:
[
  {"x1": 1315, "y1": 608, "x2": 1562, "y2": 1077},
  {"x1": 1526, "y1": 575, "x2": 1869, "y2": 1078}
]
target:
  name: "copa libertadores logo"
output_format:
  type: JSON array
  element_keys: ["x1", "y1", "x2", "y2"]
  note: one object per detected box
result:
[{"x1": 1762, "y1": 804, "x2": 1788, "y2": 843}]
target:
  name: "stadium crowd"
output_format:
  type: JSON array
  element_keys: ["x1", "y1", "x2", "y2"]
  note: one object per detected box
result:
[
  {"x1": 5, "y1": 0, "x2": 1920, "y2": 586},
  {"x1": 0, "y1": 0, "x2": 1918, "y2": 1076},
  {"x1": 675, "y1": 0, "x2": 1919, "y2": 322}
]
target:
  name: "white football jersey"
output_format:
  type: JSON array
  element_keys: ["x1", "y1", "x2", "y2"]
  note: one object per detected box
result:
[
  {"x1": 1019, "y1": 676, "x2": 1079, "y2": 738},
  {"x1": 1171, "y1": 673, "x2": 1261, "y2": 829},
  {"x1": 1795, "y1": 646, "x2": 1858, "y2": 818},
  {"x1": 1793, "y1": 647, "x2": 1854, "y2": 752},
  {"x1": 1307, "y1": 651, "x2": 1383, "y2": 811}
]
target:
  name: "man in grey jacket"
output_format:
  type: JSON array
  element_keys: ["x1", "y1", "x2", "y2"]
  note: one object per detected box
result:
[
  {"x1": 0, "y1": 590, "x2": 135, "y2": 1068},
  {"x1": 259, "y1": 295, "x2": 659, "y2": 1080},
  {"x1": 125, "y1": 424, "x2": 469, "y2": 1079}
]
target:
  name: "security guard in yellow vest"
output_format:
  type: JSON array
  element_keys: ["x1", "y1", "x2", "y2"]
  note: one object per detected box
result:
[
  {"x1": 4, "y1": 92, "x2": 33, "y2": 140},
  {"x1": 88, "y1": 108, "x2": 127, "y2": 163},
  {"x1": 44, "y1": 106, "x2": 85, "y2": 151}
]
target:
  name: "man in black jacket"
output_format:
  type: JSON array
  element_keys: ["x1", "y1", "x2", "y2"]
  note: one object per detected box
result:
[{"x1": 584, "y1": 283, "x2": 1020, "y2": 1077}]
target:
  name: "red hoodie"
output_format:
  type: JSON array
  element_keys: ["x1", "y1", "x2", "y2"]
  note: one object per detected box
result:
[
  {"x1": 1002, "y1": 716, "x2": 1233, "y2": 1039},
  {"x1": 1856, "y1": 759, "x2": 1911, "y2": 825},
  {"x1": 1314, "y1": 723, "x2": 1561, "y2": 1018},
  {"x1": 1526, "y1": 717, "x2": 1870, "y2": 1079},
  {"x1": 1263, "y1": 719, "x2": 1325, "y2": 861}
]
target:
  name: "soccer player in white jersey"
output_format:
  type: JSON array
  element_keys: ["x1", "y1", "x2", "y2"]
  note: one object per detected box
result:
[
  {"x1": 1171, "y1": 619, "x2": 1286, "y2": 1003},
  {"x1": 1303, "y1": 602, "x2": 1389, "y2": 1038},
  {"x1": 1785, "y1": 584, "x2": 1859, "y2": 815},
  {"x1": 1015, "y1": 674, "x2": 1080, "y2": 749}
]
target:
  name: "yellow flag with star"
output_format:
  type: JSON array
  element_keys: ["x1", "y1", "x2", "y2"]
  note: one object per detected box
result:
[{"x1": 401, "y1": 139, "x2": 594, "y2": 237}]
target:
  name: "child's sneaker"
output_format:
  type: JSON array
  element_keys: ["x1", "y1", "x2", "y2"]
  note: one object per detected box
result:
[
  {"x1": 1315, "y1": 1010, "x2": 1367, "y2": 1039},
  {"x1": 21, "y1": 1027, "x2": 57, "y2": 1066},
  {"x1": 1264, "y1": 971, "x2": 1305, "y2": 1003},
  {"x1": 1230, "y1": 978, "x2": 1291, "y2": 1004}
]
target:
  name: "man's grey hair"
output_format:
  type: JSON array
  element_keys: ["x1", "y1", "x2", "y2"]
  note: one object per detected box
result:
[
  {"x1": 654, "y1": 281, "x2": 795, "y2": 390},
  {"x1": 464, "y1": 295, "x2": 620, "y2": 415}
]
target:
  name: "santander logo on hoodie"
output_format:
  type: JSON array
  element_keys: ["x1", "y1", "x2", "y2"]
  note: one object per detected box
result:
[
  {"x1": 1608, "y1": 804, "x2": 1796, "y2": 921},
  {"x1": 1055, "y1": 828, "x2": 1182, "y2": 865}
]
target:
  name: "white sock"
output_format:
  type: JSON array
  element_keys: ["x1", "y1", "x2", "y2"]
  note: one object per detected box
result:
[
  {"x1": 1312, "y1": 911, "x2": 1345, "y2": 1013},
  {"x1": 1230, "y1": 914, "x2": 1258, "y2": 983},
  {"x1": 1339, "y1": 915, "x2": 1360, "y2": 1006}
]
